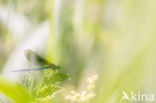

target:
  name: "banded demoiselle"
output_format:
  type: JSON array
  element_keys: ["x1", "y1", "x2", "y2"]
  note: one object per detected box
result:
[{"x1": 12, "y1": 49, "x2": 60, "y2": 72}]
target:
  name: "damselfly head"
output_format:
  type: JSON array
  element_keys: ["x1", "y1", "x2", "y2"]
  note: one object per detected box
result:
[{"x1": 50, "y1": 64, "x2": 60, "y2": 69}]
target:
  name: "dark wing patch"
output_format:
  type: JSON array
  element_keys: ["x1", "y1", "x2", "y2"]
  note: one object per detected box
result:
[{"x1": 24, "y1": 49, "x2": 50, "y2": 65}]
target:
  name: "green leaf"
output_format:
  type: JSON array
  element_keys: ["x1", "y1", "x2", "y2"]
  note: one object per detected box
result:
[
  {"x1": 50, "y1": 73, "x2": 70, "y2": 83},
  {"x1": 0, "y1": 76, "x2": 32, "y2": 103},
  {"x1": 36, "y1": 85, "x2": 62, "y2": 99}
]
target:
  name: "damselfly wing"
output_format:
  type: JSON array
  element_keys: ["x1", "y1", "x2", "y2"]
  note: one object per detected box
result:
[{"x1": 12, "y1": 49, "x2": 60, "y2": 72}]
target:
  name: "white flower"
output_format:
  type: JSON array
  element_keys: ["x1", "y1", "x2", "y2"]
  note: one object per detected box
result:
[
  {"x1": 87, "y1": 84, "x2": 95, "y2": 90},
  {"x1": 70, "y1": 96, "x2": 77, "y2": 101},
  {"x1": 65, "y1": 74, "x2": 99, "y2": 102},
  {"x1": 92, "y1": 74, "x2": 98, "y2": 81},
  {"x1": 75, "y1": 93, "x2": 80, "y2": 97},
  {"x1": 81, "y1": 91, "x2": 87, "y2": 96},
  {"x1": 87, "y1": 77, "x2": 94, "y2": 84},
  {"x1": 79, "y1": 96, "x2": 86, "y2": 102},
  {"x1": 86, "y1": 93, "x2": 96, "y2": 99},
  {"x1": 65, "y1": 95, "x2": 71, "y2": 100},
  {"x1": 70, "y1": 90, "x2": 76, "y2": 95}
]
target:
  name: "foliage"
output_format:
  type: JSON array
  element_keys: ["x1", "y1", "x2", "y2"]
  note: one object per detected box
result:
[
  {"x1": 22, "y1": 69, "x2": 69, "y2": 103},
  {"x1": 0, "y1": 69, "x2": 69, "y2": 103},
  {"x1": 0, "y1": 76, "x2": 31, "y2": 103}
]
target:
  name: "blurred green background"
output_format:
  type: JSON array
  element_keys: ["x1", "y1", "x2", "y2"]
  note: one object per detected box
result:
[{"x1": 0, "y1": 0, "x2": 156, "y2": 103}]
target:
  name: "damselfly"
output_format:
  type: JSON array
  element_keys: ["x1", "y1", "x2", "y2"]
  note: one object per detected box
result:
[{"x1": 12, "y1": 49, "x2": 60, "y2": 72}]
